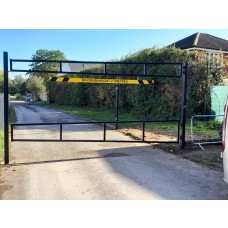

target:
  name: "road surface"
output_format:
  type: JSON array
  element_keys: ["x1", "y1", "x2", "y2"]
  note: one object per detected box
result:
[{"x1": 1, "y1": 101, "x2": 228, "y2": 200}]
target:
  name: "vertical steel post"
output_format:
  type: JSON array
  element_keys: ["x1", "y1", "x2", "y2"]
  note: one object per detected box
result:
[
  {"x1": 180, "y1": 62, "x2": 188, "y2": 149},
  {"x1": 10, "y1": 59, "x2": 12, "y2": 71},
  {"x1": 11, "y1": 124, "x2": 13, "y2": 142},
  {"x1": 103, "y1": 123, "x2": 106, "y2": 141},
  {"x1": 3, "y1": 52, "x2": 9, "y2": 164},
  {"x1": 144, "y1": 64, "x2": 147, "y2": 76},
  {"x1": 177, "y1": 121, "x2": 180, "y2": 144},
  {"x1": 115, "y1": 79, "x2": 120, "y2": 129},
  {"x1": 59, "y1": 62, "x2": 62, "y2": 73},
  {"x1": 142, "y1": 122, "x2": 145, "y2": 142},
  {"x1": 104, "y1": 63, "x2": 107, "y2": 75},
  {"x1": 60, "y1": 124, "x2": 62, "y2": 141}
]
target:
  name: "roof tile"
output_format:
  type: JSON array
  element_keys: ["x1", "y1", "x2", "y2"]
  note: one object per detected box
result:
[{"x1": 168, "y1": 33, "x2": 228, "y2": 52}]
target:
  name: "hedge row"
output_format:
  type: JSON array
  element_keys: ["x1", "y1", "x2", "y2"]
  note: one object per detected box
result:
[{"x1": 48, "y1": 47, "x2": 223, "y2": 119}]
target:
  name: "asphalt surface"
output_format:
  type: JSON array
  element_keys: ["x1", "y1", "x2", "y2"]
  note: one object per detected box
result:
[{"x1": 1, "y1": 101, "x2": 228, "y2": 200}]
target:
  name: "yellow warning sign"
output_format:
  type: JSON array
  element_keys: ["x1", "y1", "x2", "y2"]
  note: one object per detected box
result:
[{"x1": 50, "y1": 77, "x2": 154, "y2": 85}]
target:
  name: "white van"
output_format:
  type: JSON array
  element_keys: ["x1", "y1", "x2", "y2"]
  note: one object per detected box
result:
[{"x1": 222, "y1": 95, "x2": 228, "y2": 183}]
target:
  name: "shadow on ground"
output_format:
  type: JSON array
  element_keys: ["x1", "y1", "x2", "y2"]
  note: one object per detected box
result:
[{"x1": 6, "y1": 143, "x2": 228, "y2": 200}]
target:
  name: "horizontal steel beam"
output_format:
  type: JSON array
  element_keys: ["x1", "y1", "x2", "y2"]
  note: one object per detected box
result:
[
  {"x1": 10, "y1": 58, "x2": 183, "y2": 65},
  {"x1": 11, "y1": 139, "x2": 178, "y2": 143},
  {"x1": 12, "y1": 119, "x2": 180, "y2": 126},
  {"x1": 10, "y1": 69, "x2": 181, "y2": 78}
]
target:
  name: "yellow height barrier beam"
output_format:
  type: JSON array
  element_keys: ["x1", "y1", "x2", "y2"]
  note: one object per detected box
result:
[{"x1": 49, "y1": 77, "x2": 154, "y2": 85}]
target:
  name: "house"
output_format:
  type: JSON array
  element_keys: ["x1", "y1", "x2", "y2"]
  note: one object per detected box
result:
[
  {"x1": 168, "y1": 32, "x2": 228, "y2": 76},
  {"x1": 169, "y1": 32, "x2": 228, "y2": 117}
]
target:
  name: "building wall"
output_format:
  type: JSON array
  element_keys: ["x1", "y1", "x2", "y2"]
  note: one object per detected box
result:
[{"x1": 224, "y1": 53, "x2": 228, "y2": 72}]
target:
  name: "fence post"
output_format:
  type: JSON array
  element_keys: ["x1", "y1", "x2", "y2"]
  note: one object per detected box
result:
[
  {"x1": 3, "y1": 52, "x2": 9, "y2": 164},
  {"x1": 115, "y1": 80, "x2": 120, "y2": 129}
]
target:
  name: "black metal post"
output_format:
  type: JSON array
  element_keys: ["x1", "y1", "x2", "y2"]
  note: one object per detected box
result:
[
  {"x1": 180, "y1": 62, "x2": 188, "y2": 149},
  {"x1": 59, "y1": 62, "x2": 62, "y2": 73},
  {"x1": 144, "y1": 64, "x2": 147, "y2": 76},
  {"x1": 177, "y1": 121, "x2": 180, "y2": 144},
  {"x1": 104, "y1": 63, "x2": 107, "y2": 75},
  {"x1": 10, "y1": 59, "x2": 12, "y2": 71},
  {"x1": 115, "y1": 80, "x2": 120, "y2": 129},
  {"x1": 3, "y1": 52, "x2": 9, "y2": 164},
  {"x1": 142, "y1": 122, "x2": 145, "y2": 141},
  {"x1": 103, "y1": 123, "x2": 106, "y2": 141},
  {"x1": 60, "y1": 124, "x2": 62, "y2": 141},
  {"x1": 11, "y1": 124, "x2": 13, "y2": 142}
]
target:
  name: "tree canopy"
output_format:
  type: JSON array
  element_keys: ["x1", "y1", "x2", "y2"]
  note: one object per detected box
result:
[
  {"x1": 26, "y1": 76, "x2": 46, "y2": 100},
  {"x1": 28, "y1": 49, "x2": 66, "y2": 85},
  {"x1": 9, "y1": 75, "x2": 26, "y2": 95},
  {"x1": 0, "y1": 70, "x2": 3, "y2": 93}
]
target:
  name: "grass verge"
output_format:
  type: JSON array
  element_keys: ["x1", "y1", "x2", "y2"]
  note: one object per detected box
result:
[
  {"x1": 31, "y1": 102, "x2": 221, "y2": 140},
  {"x1": 34, "y1": 102, "x2": 176, "y2": 134},
  {"x1": 43, "y1": 103, "x2": 137, "y2": 122}
]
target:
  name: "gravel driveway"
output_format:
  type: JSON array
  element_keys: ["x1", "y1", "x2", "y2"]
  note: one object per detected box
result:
[{"x1": 1, "y1": 101, "x2": 228, "y2": 200}]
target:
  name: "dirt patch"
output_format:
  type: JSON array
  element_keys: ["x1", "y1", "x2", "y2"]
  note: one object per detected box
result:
[
  {"x1": 154, "y1": 143, "x2": 223, "y2": 171},
  {"x1": 119, "y1": 128, "x2": 223, "y2": 172},
  {"x1": 119, "y1": 128, "x2": 176, "y2": 142}
]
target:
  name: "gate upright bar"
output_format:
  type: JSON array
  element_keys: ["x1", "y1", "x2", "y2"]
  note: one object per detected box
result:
[
  {"x1": 3, "y1": 52, "x2": 9, "y2": 164},
  {"x1": 115, "y1": 79, "x2": 120, "y2": 129},
  {"x1": 180, "y1": 62, "x2": 188, "y2": 149}
]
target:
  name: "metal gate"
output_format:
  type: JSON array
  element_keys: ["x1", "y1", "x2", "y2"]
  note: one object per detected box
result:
[{"x1": 3, "y1": 52, "x2": 188, "y2": 164}]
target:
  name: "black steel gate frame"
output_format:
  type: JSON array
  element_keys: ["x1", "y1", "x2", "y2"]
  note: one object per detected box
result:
[{"x1": 3, "y1": 52, "x2": 188, "y2": 164}]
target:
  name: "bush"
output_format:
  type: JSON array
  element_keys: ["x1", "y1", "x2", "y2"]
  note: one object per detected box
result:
[
  {"x1": 49, "y1": 47, "x2": 223, "y2": 119},
  {"x1": 206, "y1": 120, "x2": 223, "y2": 129},
  {"x1": 15, "y1": 93, "x2": 23, "y2": 100}
]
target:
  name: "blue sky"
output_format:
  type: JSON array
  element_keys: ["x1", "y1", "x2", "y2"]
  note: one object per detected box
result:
[{"x1": 1, "y1": 29, "x2": 228, "y2": 79}]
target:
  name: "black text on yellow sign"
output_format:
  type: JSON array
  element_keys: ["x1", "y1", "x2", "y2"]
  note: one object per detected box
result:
[{"x1": 50, "y1": 77, "x2": 154, "y2": 85}]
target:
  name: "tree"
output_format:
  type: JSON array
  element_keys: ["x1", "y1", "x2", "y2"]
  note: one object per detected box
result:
[
  {"x1": 28, "y1": 49, "x2": 66, "y2": 86},
  {"x1": 9, "y1": 74, "x2": 26, "y2": 95},
  {"x1": 0, "y1": 70, "x2": 15, "y2": 94},
  {"x1": 0, "y1": 70, "x2": 3, "y2": 93},
  {"x1": 26, "y1": 76, "x2": 46, "y2": 100}
]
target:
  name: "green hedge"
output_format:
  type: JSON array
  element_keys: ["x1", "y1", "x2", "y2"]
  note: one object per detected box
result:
[{"x1": 49, "y1": 47, "x2": 223, "y2": 119}]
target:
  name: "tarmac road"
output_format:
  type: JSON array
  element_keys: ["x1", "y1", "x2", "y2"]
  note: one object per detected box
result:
[{"x1": 1, "y1": 101, "x2": 228, "y2": 200}]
